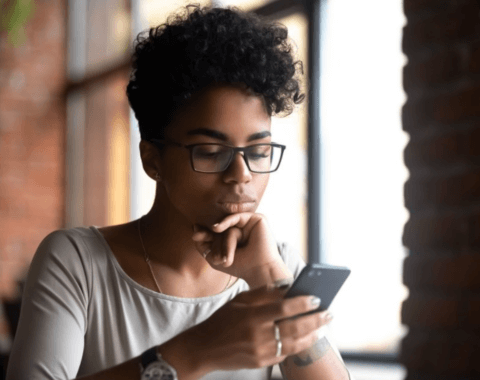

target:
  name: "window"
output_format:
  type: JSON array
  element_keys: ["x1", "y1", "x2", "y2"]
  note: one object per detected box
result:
[
  {"x1": 66, "y1": 0, "x2": 131, "y2": 227},
  {"x1": 319, "y1": 0, "x2": 409, "y2": 364},
  {"x1": 66, "y1": 0, "x2": 407, "y2": 373},
  {"x1": 255, "y1": 10, "x2": 309, "y2": 262}
]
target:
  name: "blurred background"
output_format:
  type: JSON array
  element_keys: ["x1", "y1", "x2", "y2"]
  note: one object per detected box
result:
[{"x1": 3, "y1": 0, "x2": 479, "y2": 379}]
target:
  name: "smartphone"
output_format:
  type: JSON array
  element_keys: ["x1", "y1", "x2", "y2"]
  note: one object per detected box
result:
[{"x1": 283, "y1": 263, "x2": 351, "y2": 316}]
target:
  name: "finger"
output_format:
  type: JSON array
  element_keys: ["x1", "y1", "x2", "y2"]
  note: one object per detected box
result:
[
  {"x1": 221, "y1": 227, "x2": 242, "y2": 266},
  {"x1": 274, "y1": 328, "x2": 323, "y2": 359},
  {"x1": 193, "y1": 239, "x2": 213, "y2": 260},
  {"x1": 276, "y1": 311, "x2": 332, "y2": 341},
  {"x1": 208, "y1": 239, "x2": 227, "y2": 266},
  {"x1": 255, "y1": 295, "x2": 322, "y2": 323},
  {"x1": 192, "y1": 230, "x2": 214, "y2": 242},
  {"x1": 212, "y1": 212, "x2": 261, "y2": 233},
  {"x1": 232, "y1": 282, "x2": 291, "y2": 305}
]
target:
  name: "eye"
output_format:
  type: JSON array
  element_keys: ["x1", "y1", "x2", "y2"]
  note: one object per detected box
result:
[
  {"x1": 193, "y1": 145, "x2": 230, "y2": 159},
  {"x1": 247, "y1": 145, "x2": 271, "y2": 160}
]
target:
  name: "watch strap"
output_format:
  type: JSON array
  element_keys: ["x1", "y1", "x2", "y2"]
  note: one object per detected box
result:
[{"x1": 140, "y1": 347, "x2": 159, "y2": 370}]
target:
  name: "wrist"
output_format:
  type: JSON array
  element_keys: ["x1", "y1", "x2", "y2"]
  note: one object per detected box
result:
[
  {"x1": 243, "y1": 259, "x2": 293, "y2": 289},
  {"x1": 158, "y1": 330, "x2": 209, "y2": 380}
]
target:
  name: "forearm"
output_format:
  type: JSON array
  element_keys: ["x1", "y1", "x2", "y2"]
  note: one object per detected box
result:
[
  {"x1": 76, "y1": 331, "x2": 206, "y2": 380},
  {"x1": 75, "y1": 355, "x2": 145, "y2": 380},
  {"x1": 280, "y1": 337, "x2": 350, "y2": 380}
]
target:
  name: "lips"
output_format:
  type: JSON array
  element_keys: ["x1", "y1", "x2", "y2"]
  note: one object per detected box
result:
[
  {"x1": 217, "y1": 201, "x2": 256, "y2": 213},
  {"x1": 218, "y1": 196, "x2": 255, "y2": 203},
  {"x1": 217, "y1": 192, "x2": 256, "y2": 213}
]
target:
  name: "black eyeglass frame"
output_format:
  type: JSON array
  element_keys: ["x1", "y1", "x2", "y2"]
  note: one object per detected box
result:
[{"x1": 149, "y1": 138, "x2": 286, "y2": 174}]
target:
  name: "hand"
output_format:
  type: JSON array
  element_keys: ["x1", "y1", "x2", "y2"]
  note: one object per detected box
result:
[
  {"x1": 192, "y1": 213, "x2": 283, "y2": 280},
  {"x1": 183, "y1": 284, "x2": 333, "y2": 374}
]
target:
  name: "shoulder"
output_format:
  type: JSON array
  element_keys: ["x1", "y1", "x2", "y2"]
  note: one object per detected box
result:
[
  {"x1": 28, "y1": 227, "x2": 96, "y2": 285},
  {"x1": 35, "y1": 227, "x2": 95, "y2": 262},
  {"x1": 38, "y1": 226, "x2": 92, "y2": 248}
]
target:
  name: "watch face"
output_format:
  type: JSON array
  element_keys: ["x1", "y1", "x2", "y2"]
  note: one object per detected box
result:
[{"x1": 143, "y1": 362, "x2": 176, "y2": 380}]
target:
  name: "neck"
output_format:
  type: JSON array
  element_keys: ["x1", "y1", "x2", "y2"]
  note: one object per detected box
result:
[{"x1": 140, "y1": 188, "x2": 212, "y2": 279}]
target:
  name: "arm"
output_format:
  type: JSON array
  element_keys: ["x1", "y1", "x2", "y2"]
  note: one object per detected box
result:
[
  {"x1": 6, "y1": 230, "x2": 210, "y2": 380},
  {"x1": 244, "y1": 261, "x2": 350, "y2": 380},
  {"x1": 6, "y1": 231, "x2": 88, "y2": 380},
  {"x1": 76, "y1": 335, "x2": 206, "y2": 380},
  {"x1": 279, "y1": 336, "x2": 350, "y2": 380}
]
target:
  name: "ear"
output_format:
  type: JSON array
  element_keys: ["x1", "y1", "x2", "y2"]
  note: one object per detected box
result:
[{"x1": 139, "y1": 140, "x2": 163, "y2": 182}]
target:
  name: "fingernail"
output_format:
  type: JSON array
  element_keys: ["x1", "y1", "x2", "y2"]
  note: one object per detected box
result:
[
  {"x1": 213, "y1": 223, "x2": 219, "y2": 228},
  {"x1": 223, "y1": 256, "x2": 227, "y2": 263},
  {"x1": 310, "y1": 297, "x2": 321, "y2": 308},
  {"x1": 324, "y1": 313, "x2": 333, "y2": 322}
]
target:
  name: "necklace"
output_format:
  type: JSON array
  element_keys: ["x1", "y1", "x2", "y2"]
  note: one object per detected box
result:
[{"x1": 137, "y1": 216, "x2": 232, "y2": 294}]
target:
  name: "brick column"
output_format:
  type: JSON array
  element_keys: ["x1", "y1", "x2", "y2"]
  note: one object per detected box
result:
[
  {"x1": 401, "y1": 0, "x2": 480, "y2": 378},
  {"x1": 0, "y1": 0, "x2": 67, "y2": 342}
]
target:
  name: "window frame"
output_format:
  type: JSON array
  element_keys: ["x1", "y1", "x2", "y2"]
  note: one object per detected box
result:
[{"x1": 251, "y1": 0, "x2": 400, "y2": 366}]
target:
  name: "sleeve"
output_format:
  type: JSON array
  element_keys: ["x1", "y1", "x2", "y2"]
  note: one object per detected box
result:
[
  {"x1": 277, "y1": 242, "x2": 356, "y2": 380},
  {"x1": 6, "y1": 230, "x2": 92, "y2": 380}
]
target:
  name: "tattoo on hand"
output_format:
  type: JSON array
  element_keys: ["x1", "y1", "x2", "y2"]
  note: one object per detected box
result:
[{"x1": 287, "y1": 337, "x2": 331, "y2": 367}]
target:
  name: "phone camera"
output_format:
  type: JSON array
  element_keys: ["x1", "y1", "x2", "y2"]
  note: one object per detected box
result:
[{"x1": 308, "y1": 270, "x2": 315, "y2": 277}]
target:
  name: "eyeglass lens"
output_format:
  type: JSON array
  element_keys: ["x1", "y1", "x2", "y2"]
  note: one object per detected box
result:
[{"x1": 191, "y1": 144, "x2": 281, "y2": 173}]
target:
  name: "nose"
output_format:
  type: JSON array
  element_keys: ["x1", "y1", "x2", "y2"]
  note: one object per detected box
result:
[{"x1": 223, "y1": 152, "x2": 252, "y2": 184}]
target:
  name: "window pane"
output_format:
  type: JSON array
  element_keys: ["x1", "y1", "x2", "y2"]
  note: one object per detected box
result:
[
  {"x1": 86, "y1": 0, "x2": 131, "y2": 75},
  {"x1": 320, "y1": 0, "x2": 408, "y2": 355},
  {"x1": 257, "y1": 12, "x2": 309, "y2": 262},
  {"x1": 140, "y1": 0, "x2": 211, "y2": 28},
  {"x1": 215, "y1": 0, "x2": 273, "y2": 11},
  {"x1": 82, "y1": 73, "x2": 131, "y2": 227}
]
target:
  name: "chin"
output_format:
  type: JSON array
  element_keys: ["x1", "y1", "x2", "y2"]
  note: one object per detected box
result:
[
  {"x1": 192, "y1": 209, "x2": 231, "y2": 230},
  {"x1": 190, "y1": 211, "x2": 222, "y2": 230},
  {"x1": 188, "y1": 199, "x2": 261, "y2": 230}
]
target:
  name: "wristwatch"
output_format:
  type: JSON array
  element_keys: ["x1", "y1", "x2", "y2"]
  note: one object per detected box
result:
[{"x1": 140, "y1": 346, "x2": 178, "y2": 380}]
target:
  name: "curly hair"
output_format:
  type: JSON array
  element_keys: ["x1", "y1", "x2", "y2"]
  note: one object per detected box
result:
[{"x1": 126, "y1": 3, "x2": 306, "y2": 141}]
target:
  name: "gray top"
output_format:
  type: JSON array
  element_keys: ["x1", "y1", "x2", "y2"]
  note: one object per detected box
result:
[{"x1": 6, "y1": 226, "x2": 347, "y2": 380}]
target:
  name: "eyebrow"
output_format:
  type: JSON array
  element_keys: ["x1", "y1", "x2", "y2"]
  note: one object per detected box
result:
[{"x1": 186, "y1": 128, "x2": 271, "y2": 142}]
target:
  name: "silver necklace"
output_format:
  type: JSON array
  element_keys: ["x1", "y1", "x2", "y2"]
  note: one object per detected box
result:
[{"x1": 137, "y1": 216, "x2": 232, "y2": 294}]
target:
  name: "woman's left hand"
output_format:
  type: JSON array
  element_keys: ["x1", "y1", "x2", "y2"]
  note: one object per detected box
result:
[{"x1": 192, "y1": 213, "x2": 284, "y2": 281}]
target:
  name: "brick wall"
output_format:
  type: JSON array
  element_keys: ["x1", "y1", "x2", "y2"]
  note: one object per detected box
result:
[
  {"x1": 0, "y1": 0, "x2": 66, "y2": 344},
  {"x1": 401, "y1": 0, "x2": 480, "y2": 378}
]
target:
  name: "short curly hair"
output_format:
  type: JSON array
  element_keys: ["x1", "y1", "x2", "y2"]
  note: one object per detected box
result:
[{"x1": 126, "y1": 3, "x2": 306, "y2": 141}]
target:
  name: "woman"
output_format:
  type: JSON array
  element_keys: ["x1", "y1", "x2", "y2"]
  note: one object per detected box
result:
[{"x1": 6, "y1": 4, "x2": 352, "y2": 380}]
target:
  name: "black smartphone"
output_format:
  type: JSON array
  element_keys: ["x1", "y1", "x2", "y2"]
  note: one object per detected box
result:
[{"x1": 283, "y1": 263, "x2": 351, "y2": 316}]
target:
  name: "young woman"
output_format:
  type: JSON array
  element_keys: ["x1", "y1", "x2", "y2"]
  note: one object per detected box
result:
[{"x1": 6, "y1": 5, "x2": 351, "y2": 380}]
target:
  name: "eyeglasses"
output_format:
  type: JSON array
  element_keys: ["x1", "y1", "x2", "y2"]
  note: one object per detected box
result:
[{"x1": 150, "y1": 139, "x2": 286, "y2": 173}]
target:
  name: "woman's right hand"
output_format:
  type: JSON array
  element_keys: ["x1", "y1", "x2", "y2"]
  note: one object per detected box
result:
[{"x1": 184, "y1": 284, "x2": 332, "y2": 374}]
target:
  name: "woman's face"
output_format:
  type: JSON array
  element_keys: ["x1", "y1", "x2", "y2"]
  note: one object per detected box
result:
[{"x1": 157, "y1": 84, "x2": 272, "y2": 227}]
